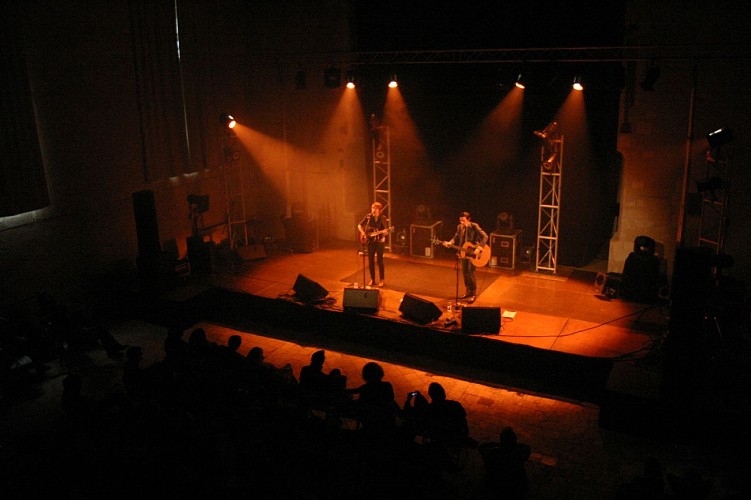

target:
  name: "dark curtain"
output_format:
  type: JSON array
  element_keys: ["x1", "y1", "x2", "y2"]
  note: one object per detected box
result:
[
  {"x1": 128, "y1": 0, "x2": 191, "y2": 181},
  {"x1": 177, "y1": 0, "x2": 221, "y2": 172},
  {"x1": 0, "y1": 0, "x2": 50, "y2": 217}
]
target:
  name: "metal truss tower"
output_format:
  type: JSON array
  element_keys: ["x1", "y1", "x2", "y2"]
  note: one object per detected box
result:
[
  {"x1": 536, "y1": 132, "x2": 564, "y2": 274},
  {"x1": 371, "y1": 124, "x2": 392, "y2": 249},
  {"x1": 222, "y1": 134, "x2": 249, "y2": 249},
  {"x1": 697, "y1": 153, "x2": 731, "y2": 254}
]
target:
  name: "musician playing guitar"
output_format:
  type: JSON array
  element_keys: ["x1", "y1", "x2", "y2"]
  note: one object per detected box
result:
[
  {"x1": 439, "y1": 211, "x2": 488, "y2": 303},
  {"x1": 357, "y1": 202, "x2": 390, "y2": 287}
]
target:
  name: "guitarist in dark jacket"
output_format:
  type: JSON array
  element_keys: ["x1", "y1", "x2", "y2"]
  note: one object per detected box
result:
[
  {"x1": 443, "y1": 211, "x2": 488, "y2": 303},
  {"x1": 357, "y1": 202, "x2": 389, "y2": 287}
]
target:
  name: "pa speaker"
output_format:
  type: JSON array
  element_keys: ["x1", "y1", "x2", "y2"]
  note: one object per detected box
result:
[
  {"x1": 132, "y1": 190, "x2": 161, "y2": 257},
  {"x1": 343, "y1": 288, "x2": 380, "y2": 314},
  {"x1": 293, "y1": 274, "x2": 328, "y2": 303},
  {"x1": 461, "y1": 306, "x2": 501, "y2": 334},
  {"x1": 399, "y1": 293, "x2": 442, "y2": 324}
]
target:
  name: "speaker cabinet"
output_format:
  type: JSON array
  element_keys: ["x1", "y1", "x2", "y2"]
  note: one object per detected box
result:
[
  {"x1": 461, "y1": 306, "x2": 501, "y2": 334},
  {"x1": 132, "y1": 190, "x2": 161, "y2": 258},
  {"x1": 293, "y1": 274, "x2": 329, "y2": 303},
  {"x1": 399, "y1": 293, "x2": 442, "y2": 324},
  {"x1": 489, "y1": 230, "x2": 521, "y2": 269},
  {"x1": 187, "y1": 236, "x2": 213, "y2": 274},
  {"x1": 343, "y1": 287, "x2": 380, "y2": 314},
  {"x1": 410, "y1": 221, "x2": 442, "y2": 258},
  {"x1": 594, "y1": 272, "x2": 622, "y2": 297},
  {"x1": 621, "y1": 253, "x2": 660, "y2": 303}
]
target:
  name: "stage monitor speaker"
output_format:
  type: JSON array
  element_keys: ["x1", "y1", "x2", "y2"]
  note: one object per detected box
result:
[
  {"x1": 399, "y1": 293, "x2": 442, "y2": 324},
  {"x1": 594, "y1": 272, "x2": 622, "y2": 298},
  {"x1": 293, "y1": 274, "x2": 329, "y2": 303},
  {"x1": 461, "y1": 306, "x2": 501, "y2": 334},
  {"x1": 343, "y1": 287, "x2": 380, "y2": 314}
]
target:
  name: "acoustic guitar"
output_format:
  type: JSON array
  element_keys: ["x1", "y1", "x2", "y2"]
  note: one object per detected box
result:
[
  {"x1": 358, "y1": 226, "x2": 395, "y2": 245},
  {"x1": 432, "y1": 238, "x2": 491, "y2": 267}
]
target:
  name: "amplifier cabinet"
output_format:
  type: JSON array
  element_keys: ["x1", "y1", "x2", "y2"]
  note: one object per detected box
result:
[
  {"x1": 489, "y1": 230, "x2": 521, "y2": 269},
  {"x1": 410, "y1": 221, "x2": 443, "y2": 258}
]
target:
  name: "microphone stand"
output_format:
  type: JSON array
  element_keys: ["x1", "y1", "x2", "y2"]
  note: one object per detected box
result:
[{"x1": 360, "y1": 241, "x2": 368, "y2": 287}]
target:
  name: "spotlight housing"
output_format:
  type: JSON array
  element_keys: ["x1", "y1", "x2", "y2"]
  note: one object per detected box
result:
[
  {"x1": 515, "y1": 74, "x2": 525, "y2": 89},
  {"x1": 572, "y1": 75, "x2": 583, "y2": 91},
  {"x1": 706, "y1": 127, "x2": 734, "y2": 149},
  {"x1": 388, "y1": 74, "x2": 398, "y2": 88},
  {"x1": 534, "y1": 121, "x2": 559, "y2": 140},
  {"x1": 220, "y1": 113, "x2": 236, "y2": 129}
]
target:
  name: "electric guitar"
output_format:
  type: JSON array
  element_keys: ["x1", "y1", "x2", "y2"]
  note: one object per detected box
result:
[
  {"x1": 432, "y1": 238, "x2": 491, "y2": 267},
  {"x1": 358, "y1": 226, "x2": 395, "y2": 245}
]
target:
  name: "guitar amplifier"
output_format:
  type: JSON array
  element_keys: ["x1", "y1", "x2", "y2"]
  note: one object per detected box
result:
[
  {"x1": 410, "y1": 221, "x2": 442, "y2": 258},
  {"x1": 489, "y1": 230, "x2": 521, "y2": 269}
]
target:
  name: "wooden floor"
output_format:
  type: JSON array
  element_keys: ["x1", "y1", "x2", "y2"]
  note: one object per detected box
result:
[{"x1": 206, "y1": 239, "x2": 668, "y2": 362}]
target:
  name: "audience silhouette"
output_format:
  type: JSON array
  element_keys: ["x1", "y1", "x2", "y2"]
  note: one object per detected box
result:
[
  {"x1": 349, "y1": 361, "x2": 399, "y2": 439},
  {"x1": 478, "y1": 426, "x2": 531, "y2": 499}
]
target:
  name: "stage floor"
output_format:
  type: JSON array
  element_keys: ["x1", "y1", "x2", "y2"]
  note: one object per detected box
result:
[{"x1": 205, "y1": 239, "x2": 668, "y2": 362}]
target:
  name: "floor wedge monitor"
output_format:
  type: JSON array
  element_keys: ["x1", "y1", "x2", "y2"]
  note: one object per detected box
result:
[
  {"x1": 461, "y1": 306, "x2": 501, "y2": 334},
  {"x1": 293, "y1": 274, "x2": 329, "y2": 303},
  {"x1": 399, "y1": 293, "x2": 442, "y2": 324},
  {"x1": 343, "y1": 287, "x2": 380, "y2": 314}
]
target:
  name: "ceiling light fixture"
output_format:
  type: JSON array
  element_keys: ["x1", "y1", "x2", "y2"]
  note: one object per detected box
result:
[{"x1": 572, "y1": 75, "x2": 583, "y2": 91}]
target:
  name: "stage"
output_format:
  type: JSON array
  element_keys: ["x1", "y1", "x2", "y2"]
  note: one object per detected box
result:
[{"x1": 144, "y1": 238, "x2": 669, "y2": 406}]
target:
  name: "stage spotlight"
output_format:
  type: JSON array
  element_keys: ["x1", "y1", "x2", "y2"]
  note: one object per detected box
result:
[
  {"x1": 534, "y1": 121, "x2": 558, "y2": 140},
  {"x1": 706, "y1": 127, "x2": 734, "y2": 149},
  {"x1": 324, "y1": 65, "x2": 341, "y2": 88},
  {"x1": 572, "y1": 75, "x2": 583, "y2": 91},
  {"x1": 389, "y1": 74, "x2": 398, "y2": 88},
  {"x1": 544, "y1": 152, "x2": 557, "y2": 169},
  {"x1": 346, "y1": 70, "x2": 356, "y2": 89},
  {"x1": 220, "y1": 113, "x2": 236, "y2": 129},
  {"x1": 515, "y1": 74, "x2": 525, "y2": 89}
]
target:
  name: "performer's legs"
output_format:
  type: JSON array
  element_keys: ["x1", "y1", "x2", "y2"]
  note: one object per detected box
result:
[
  {"x1": 367, "y1": 242, "x2": 377, "y2": 283},
  {"x1": 375, "y1": 242, "x2": 385, "y2": 281},
  {"x1": 462, "y1": 260, "x2": 477, "y2": 296}
]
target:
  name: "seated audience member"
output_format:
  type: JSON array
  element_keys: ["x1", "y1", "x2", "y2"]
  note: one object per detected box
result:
[
  {"x1": 299, "y1": 350, "x2": 349, "y2": 410},
  {"x1": 478, "y1": 426, "x2": 531, "y2": 499},
  {"x1": 614, "y1": 456, "x2": 670, "y2": 500},
  {"x1": 36, "y1": 292, "x2": 127, "y2": 359},
  {"x1": 163, "y1": 326, "x2": 188, "y2": 367},
  {"x1": 242, "y1": 346, "x2": 297, "y2": 402},
  {"x1": 424, "y1": 382, "x2": 470, "y2": 446},
  {"x1": 122, "y1": 346, "x2": 150, "y2": 403},
  {"x1": 403, "y1": 382, "x2": 472, "y2": 473},
  {"x1": 349, "y1": 361, "x2": 398, "y2": 437}
]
